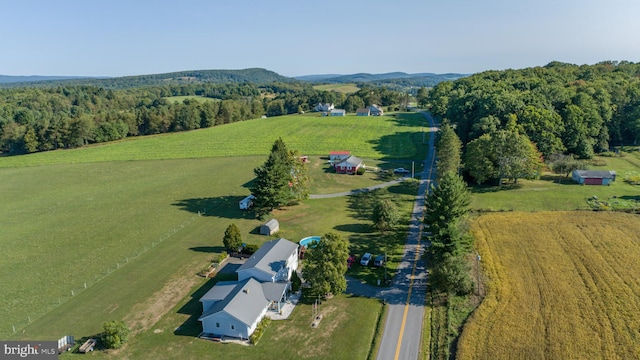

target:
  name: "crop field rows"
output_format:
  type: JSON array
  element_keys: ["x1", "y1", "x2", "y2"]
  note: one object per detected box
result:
[{"x1": 457, "y1": 211, "x2": 640, "y2": 359}]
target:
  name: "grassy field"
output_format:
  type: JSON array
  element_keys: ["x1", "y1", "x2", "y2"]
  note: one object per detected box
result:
[
  {"x1": 312, "y1": 83, "x2": 360, "y2": 93},
  {"x1": 0, "y1": 113, "x2": 428, "y2": 168},
  {"x1": 457, "y1": 211, "x2": 640, "y2": 359},
  {"x1": 470, "y1": 151, "x2": 640, "y2": 211},
  {"x1": 163, "y1": 95, "x2": 220, "y2": 103},
  {"x1": 84, "y1": 291, "x2": 385, "y2": 360},
  {"x1": 2, "y1": 112, "x2": 426, "y2": 355}
]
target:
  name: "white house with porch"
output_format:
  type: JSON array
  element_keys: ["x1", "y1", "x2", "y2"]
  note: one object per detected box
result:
[{"x1": 199, "y1": 238, "x2": 299, "y2": 339}]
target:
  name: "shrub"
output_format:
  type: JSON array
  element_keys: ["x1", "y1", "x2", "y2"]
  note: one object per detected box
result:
[
  {"x1": 356, "y1": 167, "x2": 366, "y2": 175},
  {"x1": 250, "y1": 317, "x2": 271, "y2": 344},
  {"x1": 290, "y1": 270, "x2": 302, "y2": 293},
  {"x1": 243, "y1": 244, "x2": 259, "y2": 255},
  {"x1": 102, "y1": 320, "x2": 130, "y2": 349},
  {"x1": 217, "y1": 252, "x2": 228, "y2": 263}
]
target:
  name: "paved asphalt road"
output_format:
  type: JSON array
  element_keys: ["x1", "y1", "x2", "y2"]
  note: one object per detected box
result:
[{"x1": 374, "y1": 111, "x2": 437, "y2": 360}]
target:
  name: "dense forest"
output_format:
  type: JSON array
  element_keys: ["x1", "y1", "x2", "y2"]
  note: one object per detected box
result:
[
  {"x1": 428, "y1": 61, "x2": 640, "y2": 162},
  {"x1": 0, "y1": 68, "x2": 294, "y2": 89},
  {"x1": 0, "y1": 80, "x2": 402, "y2": 155}
]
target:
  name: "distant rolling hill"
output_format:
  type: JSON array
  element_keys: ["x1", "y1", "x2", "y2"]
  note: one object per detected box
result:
[
  {"x1": 0, "y1": 75, "x2": 97, "y2": 84},
  {"x1": 0, "y1": 68, "x2": 295, "y2": 89},
  {"x1": 295, "y1": 72, "x2": 468, "y2": 88}
]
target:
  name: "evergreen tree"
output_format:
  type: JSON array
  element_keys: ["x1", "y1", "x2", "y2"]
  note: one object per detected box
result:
[
  {"x1": 435, "y1": 120, "x2": 462, "y2": 180},
  {"x1": 222, "y1": 223, "x2": 242, "y2": 253},
  {"x1": 424, "y1": 172, "x2": 471, "y2": 235},
  {"x1": 251, "y1": 138, "x2": 295, "y2": 213},
  {"x1": 302, "y1": 232, "x2": 349, "y2": 297}
]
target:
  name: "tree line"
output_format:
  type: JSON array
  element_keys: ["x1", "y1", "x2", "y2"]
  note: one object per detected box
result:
[
  {"x1": 0, "y1": 82, "x2": 404, "y2": 156},
  {"x1": 426, "y1": 61, "x2": 640, "y2": 184}
]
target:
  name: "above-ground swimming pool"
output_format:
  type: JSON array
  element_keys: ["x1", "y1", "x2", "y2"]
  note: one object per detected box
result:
[{"x1": 299, "y1": 236, "x2": 320, "y2": 248}]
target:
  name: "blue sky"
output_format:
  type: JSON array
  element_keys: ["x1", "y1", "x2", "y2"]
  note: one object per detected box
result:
[{"x1": 1, "y1": 0, "x2": 639, "y2": 77}]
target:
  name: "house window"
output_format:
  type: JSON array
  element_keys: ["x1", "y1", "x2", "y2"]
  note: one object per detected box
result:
[
  {"x1": 216, "y1": 322, "x2": 220, "y2": 328},
  {"x1": 230, "y1": 324, "x2": 235, "y2": 330}
]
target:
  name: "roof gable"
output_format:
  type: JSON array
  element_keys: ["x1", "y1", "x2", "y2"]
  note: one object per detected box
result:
[
  {"x1": 574, "y1": 170, "x2": 616, "y2": 179},
  {"x1": 237, "y1": 238, "x2": 298, "y2": 277},
  {"x1": 199, "y1": 278, "x2": 269, "y2": 326},
  {"x1": 335, "y1": 155, "x2": 363, "y2": 167}
]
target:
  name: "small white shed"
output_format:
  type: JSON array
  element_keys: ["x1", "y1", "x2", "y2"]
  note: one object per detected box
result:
[
  {"x1": 239, "y1": 195, "x2": 256, "y2": 210},
  {"x1": 260, "y1": 219, "x2": 279, "y2": 236}
]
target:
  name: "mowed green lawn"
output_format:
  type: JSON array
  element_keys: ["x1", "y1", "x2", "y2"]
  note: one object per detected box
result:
[
  {"x1": 0, "y1": 113, "x2": 428, "y2": 168},
  {"x1": 312, "y1": 83, "x2": 360, "y2": 93},
  {"x1": 2, "y1": 112, "x2": 427, "y2": 358},
  {"x1": 470, "y1": 151, "x2": 640, "y2": 211}
]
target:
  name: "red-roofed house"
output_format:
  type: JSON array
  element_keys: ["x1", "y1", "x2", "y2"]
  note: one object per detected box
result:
[
  {"x1": 334, "y1": 156, "x2": 364, "y2": 174},
  {"x1": 329, "y1": 151, "x2": 351, "y2": 162}
]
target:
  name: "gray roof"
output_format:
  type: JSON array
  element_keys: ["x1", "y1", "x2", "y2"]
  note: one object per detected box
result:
[
  {"x1": 573, "y1": 170, "x2": 616, "y2": 179},
  {"x1": 237, "y1": 238, "x2": 298, "y2": 277},
  {"x1": 356, "y1": 108, "x2": 370, "y2": 114},
  {"x1": 199, "y1": 281, "x2": 238, "y2": 305},
  {"x1": 198, "y1": 278, "x2": 269, "y2": 326},
  {"x1": 335, "y1": 155, "x2": 363, "y2": 167},
  {"x1": 263, "y1": 219, "x2": 279, "y2": 230},
  {"x1": 261, "y1": 282, "x2": 288, "y2": 302}
]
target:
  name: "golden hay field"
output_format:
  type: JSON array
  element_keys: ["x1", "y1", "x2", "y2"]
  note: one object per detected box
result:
[{"x1": 457, "y1": 211, "x2": 640, "y2": 360}]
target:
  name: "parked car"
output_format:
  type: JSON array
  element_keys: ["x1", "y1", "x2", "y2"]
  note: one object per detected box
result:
[
  {"x1": 393, "y1": 168, "x2": 410, "y2": 174},
  {"x1": 374, "y1": 254, "x2": 386, "y2": 267},
  {"x1": 360, "y1": 253, "x2": 372, "y2": 266}
]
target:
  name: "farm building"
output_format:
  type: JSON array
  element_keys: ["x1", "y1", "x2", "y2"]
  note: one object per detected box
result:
[
  {"x1": 329, "y1": 151, "x2": 351, "y2": 162},
  {"x1": 356, "y1": 108, "x2": 371, "y2": 116},
  {"x1": 239, "y1": 195, "x2": 256, "y2": 210},
  {"x1": 237, "y1": 238, "x2": 299, "y2": 283},
  {"x1": 315, "y1": 102, "x2": 334, "y2": 112},
  {"x1": 572, "y1": 170, "x2": 616, "y2": 185},
  {"x1": 199, "y1": 238, "x2": 298, "y2": 339},
  {"x1": 369, "y1": 104, "x2": 384, "y2": 116},
  {"x1": 334, "y1": 155, "x2": 364, "y2": 174},
  {"x1": 330, "y1": 109, "x2": 346, "y2": 116},
  {"x1": 260, "y1": 219, "x2": 279, "y2": 235}
]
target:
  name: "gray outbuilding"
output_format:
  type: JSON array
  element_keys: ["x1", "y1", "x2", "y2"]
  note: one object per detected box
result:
[{"x1": 260, "y1": 219, "x2": 279, "y2": 236}]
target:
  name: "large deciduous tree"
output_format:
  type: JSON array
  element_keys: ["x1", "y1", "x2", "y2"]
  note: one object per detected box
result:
[
  {"x1": 372, "y1": 198, "x2": 399, "y2": 233},
  {"x1": 302, "y1": 232, "x2": 349, "y2": 297},
  {"x1": 464, "y1": 118, "x2": 544, "y2": 185}
]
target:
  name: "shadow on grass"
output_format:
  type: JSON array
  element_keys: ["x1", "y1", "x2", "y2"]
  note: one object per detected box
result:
[
  {"x1": 173, "y1": 196, "x2": 257, "y2": 219},
  {"x1": 174, "y1": 270, "x2": 239, "y2": 337},
  {"x1": 334, "y1": 223, "x2": 373, "y2": 234},
  {"x1": 469, "y1": 183, "x2": 524, "y2": 194},
  {"x1": 189, "y1": 246, "x2": 225, "y2": 254}
]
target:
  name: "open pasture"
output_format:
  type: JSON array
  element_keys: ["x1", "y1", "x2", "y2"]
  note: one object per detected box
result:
[
  {"x1": 2, "y1": 112, "x2": 428, "y2": 346},
  {"x1": 457, "y1": 211, "x2": 640, "y2": 359},
  {"x1": 0, "y1": 113, "x2": 428, "y2": 168},
  {"x1": 312, "y1": 83, "x2": 360, "y2": 93},
  {"x1": 470, "y1": 151, "x2": 640, "y2": 211}
]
